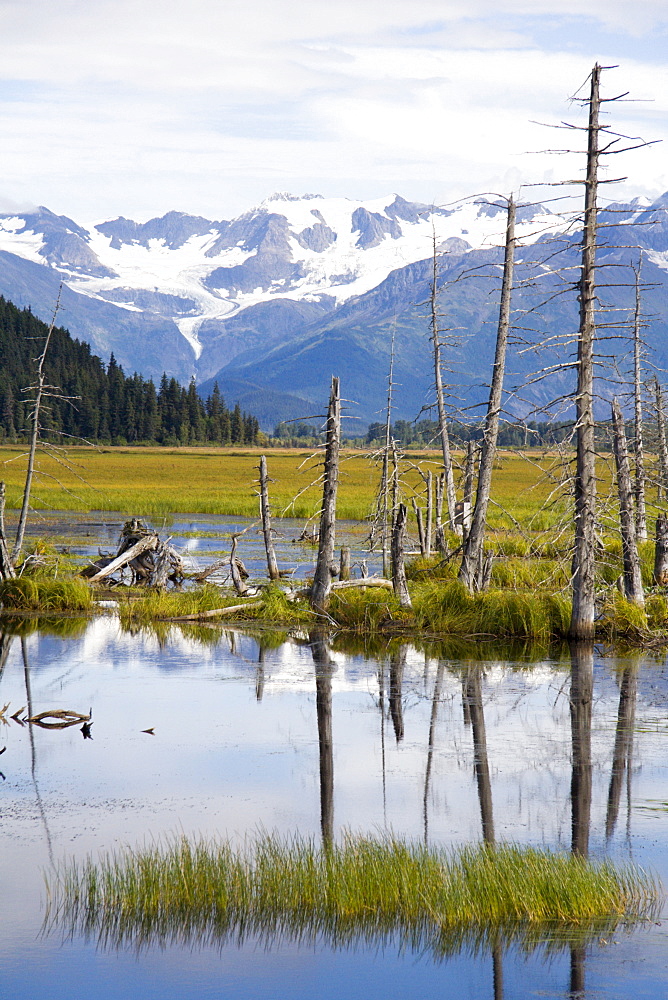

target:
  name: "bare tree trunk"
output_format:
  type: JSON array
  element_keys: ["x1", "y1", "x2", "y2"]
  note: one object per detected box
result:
[
  {"x1": 459, "y1": 197, "x2": 515, "y2": 592},
  {"x1": 632, "y1": 262, "x2": 647, "y2": 541},
  {"x1": 13, "y1": 284, "x2": 63, "y2": 564},
  {"x1": 412, "y1": 498, "x2": 426, "y2": 556},
  {"x1": 430, "y1": 232, "x2": 457, "y2": 532},
  {"x1": 611, "y1": 398, "x2": 644, "y2": 607},
  {"x1": 434, "y1": 472, "x2": 446, "y2": 552},
  {"x1": 339, "y1": 546, "x2": 350, "y2": 581},
  {"x1": 654, "y1": 513, "x2": 668, "y2": 585},
  {"x1": 258, "y1": 455, "x2": 280, "y2": 581},
  {"x1": 391, "y1": 502, "x2": 412, "y2": 608},
  {"x1": 0, "y1": 482, "x2": 16, "y2": 581},
  {"x1": 569, "y1": 65, "x2": 601, "y2": 641},
  {"x1": 463, "y1": 440, "x2": 476, "y2": 506},
  {"x1": 310, "y1": 377, "x2": 340, "y2": 611},
  {"x1": 654, "y1": 377, "x2": 668, "y2": 503},
  {"x1": 425, "y1": 470, "x2": 433, "y2": 558},
  {"x1": 230, "y1": 533, "x2": 248, "y2": 596}
]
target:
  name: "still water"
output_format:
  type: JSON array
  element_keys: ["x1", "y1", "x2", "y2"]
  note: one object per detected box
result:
[{"x1": 0, "y1": 616, "x2": 666, "y2": 999}]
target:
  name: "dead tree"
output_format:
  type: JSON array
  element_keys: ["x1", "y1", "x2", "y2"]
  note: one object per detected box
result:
[
  {"x1": 569, "y1": 65, "x2": 601, "y2": 641},
  {"x1": 258, "y1": 455, "x2": 280, "y2": 581},
  {"x1": 429, "y1": 232, "x2": 457, "y2": 532},
  {"x1": 0, "y1": 482, "x2": 16, "y2": 581},
  {"x1": 372, "y1": 328, "x2": 397, "y2": 577},
  {"x1": 654, "y1": 377, "x2": 668, "y2": 502},
  {"x1": 310, "y1": 377, "x2": 340, "y2": 611},
  {"x1": 631, "y1": 260, "x2": 647, "y2": 541},
  {"x1": 391, "y1": 502, "x2": 412, "y2": 608},
  {"x1": 611, "y1": 398, "x2": 644, "y2": 606},
  {"x1": 654, "y1": 514, "x2": 668, "y2": 585},
  {"x1": 12, "y1": 284, "x2": 64, "y2": 564},
  {"x1": 459, "y1": 196, "x2": 515, "y2": 592}
]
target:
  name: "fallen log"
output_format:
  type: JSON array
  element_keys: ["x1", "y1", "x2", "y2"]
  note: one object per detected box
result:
[
  {"x1": 166, "y1": 600, "x2": 265, "y2": 621},
  {"x1": 330, "y1": 577, "x2": 393, "y2": 591},
  {"x1": 27, "y1": 708, "x2": 91, "y2": 729},
  {"x1": 87, "y1": 535, "x2": 158, "y2": 583}
]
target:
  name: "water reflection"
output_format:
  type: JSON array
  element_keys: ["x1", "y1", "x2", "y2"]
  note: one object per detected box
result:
[
  {"x1": 311, "y1": 630, "x2": 334, "y2": 846},
  {"x1": 606, "y1": 659, "x2": 638, "y2": 842},
  {"x1": 0, "y1": 619, "x2": 664, "y2": 1000}
]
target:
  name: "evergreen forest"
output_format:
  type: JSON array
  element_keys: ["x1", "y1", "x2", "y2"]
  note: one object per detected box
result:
[{"x1": 0, "y1": 297, "x2": 259, "y2": 446}]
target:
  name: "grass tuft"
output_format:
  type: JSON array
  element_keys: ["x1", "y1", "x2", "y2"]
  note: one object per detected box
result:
[
  {"x1": 48, "y1": 833, "x2": 661, "y2": 957},
  {"x1": 0, "y1": 574, "x2": 94, "y2": 612}
]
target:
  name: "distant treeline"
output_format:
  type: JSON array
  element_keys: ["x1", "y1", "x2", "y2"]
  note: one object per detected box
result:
[
  {"x1": 0, "y1": 297, "x2": 259, "y2": 446},
  {"x1": 273, "y1": 419, "x2": 579, "y2": 449}
]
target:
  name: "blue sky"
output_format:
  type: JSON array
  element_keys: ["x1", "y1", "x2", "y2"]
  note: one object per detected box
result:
[{"x1": 0, "y1": 0, "x2": 667, "y2": 221}]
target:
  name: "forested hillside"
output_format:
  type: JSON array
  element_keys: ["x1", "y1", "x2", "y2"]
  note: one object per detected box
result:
[{"x1": 0, "y1": 297, "x2": 259, "y2": 446}]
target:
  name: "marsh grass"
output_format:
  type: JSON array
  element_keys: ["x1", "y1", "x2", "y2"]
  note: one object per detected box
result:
[
  {"x1": 0, "y1": 574, "x2": 94, "y2": 612},
  {"x1": 118, "y1": 584, "x2": 313, "y2": 626},
  {"x1": 411, "y1": 582, "x2": 571, "y2": 640},
  {"x1": 48, "y1": 832, "x2": 661, "y2": 957}
]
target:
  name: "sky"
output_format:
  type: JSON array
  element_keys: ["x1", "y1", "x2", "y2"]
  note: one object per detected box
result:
[{"x1": 1, "y1": 0, "x2": 667, "y2": 224}]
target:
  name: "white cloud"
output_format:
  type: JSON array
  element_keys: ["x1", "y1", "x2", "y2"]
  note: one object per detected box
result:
[{"x1": 0, "y1": 1, "x2": 666, "y2": 219}]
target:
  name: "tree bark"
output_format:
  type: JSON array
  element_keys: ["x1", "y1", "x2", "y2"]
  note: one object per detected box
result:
[
  {"x1": 0, "y1": 482, "x2": 16, "y2": 581},
  {"x1": 259, "y1": 455, "x2": 280, "y2": 581},
  {"x1": 13, "y1": 285, "x2": 63, "y2": 564},
  {"x1": 632, "y1": 262, "x2": 647, "y2": 541},
  {"x1": 310, "y1": 377, "x2": 340, "y2": 611},
  {"x1": 339, "y1": 546, "x2": 350, "y2": 581},
  {"x1": 569, "y1": 65, "x2": 601, "y2": 641},
  {"x1": 391, "y1": 502, "x2": 412, "y2": 607},
  {"x1": 230, "y1": 533, "x2": 248, "y2": 596},
  {"x1": 654, "y1": 513, "x2": 668, "y2": 585},
  {"x1": 611, "y1": 398, "x2": 644, "y2": 606},
  {"x1": 459, "y1": 196, "x2": 515, "y2": 593},
  {"x1": 654, "y1": 377, "x2": 668, "y2": 503},
  {"x1": 430, "y1": 233, "x2": 458, "y2": 532}
]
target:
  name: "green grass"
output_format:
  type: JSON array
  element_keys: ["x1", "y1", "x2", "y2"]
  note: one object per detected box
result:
[
  {"x1": 0, "y1": 574, "x2": 94, "y2": 612},
  {"x1": 48, "y1": 832, "x2": 661, "y2": 957}
]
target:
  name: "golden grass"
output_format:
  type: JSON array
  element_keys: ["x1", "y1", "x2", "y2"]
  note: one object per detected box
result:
[{"x1": 0, "y1": 445, "x2": 556, "y2": 522}]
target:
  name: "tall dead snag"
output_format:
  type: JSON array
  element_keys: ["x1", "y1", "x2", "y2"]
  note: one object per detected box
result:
[
  {"x1": 632, "y1": 261, "x2": 647, "y2": 541},
  {"x1": 654, "y1": 377, "x2": 668, "y2": 502},
  {"x1": 310, "y1": 377, "x2": 340, "y2": 611},
  {"x1": 611, "y1": 398, "x2": 644, "y2": 606},
  {"x1": 391, "y1": 502, "x2": 412, "y2": 608},
  {"x1": 0, "y1": 482, "x2": 16, "y2": 581},
  {"x1": 569, "y1": 65, "x2": 601, "y2": 641},
  {"x1": 459, "y1": 196, "x2": 515, "y2": 592},
  {"x1": 258, "y1": 455, "x2": 280, "y2": 581},
  {"x1": 12, "y1": 284, "x2": 63, "y2": 564},
  {"x1": 429, "y1": 232, "x2": 457, "y2": 532},
  {"x1": 654, "y1": 514, "x2": 668, "y2": 585}
]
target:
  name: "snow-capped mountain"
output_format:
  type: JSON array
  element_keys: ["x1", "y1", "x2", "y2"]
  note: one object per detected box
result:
[
  {"x1": 0, "y1": 191, "x2": 667, "y2": 428},
  {"x1": 0, "y1": 193, "x2": 555, "y2": 366}
]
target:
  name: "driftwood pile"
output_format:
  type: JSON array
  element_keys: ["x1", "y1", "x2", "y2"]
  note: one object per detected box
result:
[{"x1": 82, "y1": 519, "x2": 184, "y2": 588}]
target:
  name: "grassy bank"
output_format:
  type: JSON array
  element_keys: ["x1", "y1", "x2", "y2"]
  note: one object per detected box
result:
[
  {"x1": 49, "y1": 832, "x2": 660, "y2": 956},
  {"x1": 0, "y1": 444, "x2": 554, "y2": 523}
]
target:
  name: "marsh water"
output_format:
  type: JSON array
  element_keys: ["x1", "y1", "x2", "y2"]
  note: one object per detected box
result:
[{"x1": 1, "y1": 516, "x2": 668, "y2": 998}]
